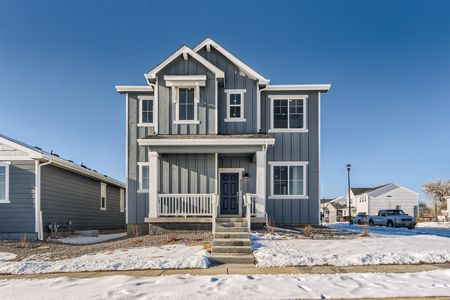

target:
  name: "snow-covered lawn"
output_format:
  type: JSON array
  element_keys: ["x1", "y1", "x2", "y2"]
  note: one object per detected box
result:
[
  {"x1": 55, "y1": 232, "x2": 127, "y2": 245},
  {"x1": 417, "y1": 221, "x2": 450, "y2": 228},
  {"x1": 0, "y1": 245, "x2": 209, "y2": 274},
  {"x1": 253, "y1": 224, "x2": 450, "y2": 267},
  {"x1": 2, "y1": 270, "x2": 450, "y2": 299}
]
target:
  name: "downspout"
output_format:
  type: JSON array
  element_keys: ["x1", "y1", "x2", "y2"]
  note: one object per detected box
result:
[
  {"x1": 258, "y1": 84, "x2": 269, "y2": 133},
  {"x1": 36, "y1": 159, "x2": 52, "y2": 240}
]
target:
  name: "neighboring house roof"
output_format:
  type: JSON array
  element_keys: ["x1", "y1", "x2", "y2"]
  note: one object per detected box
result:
[
  {"x1": 351, "y1": 184, "x2": 391, "y2": 196},
  {"x1": 145, "y1": 45, "x2": 225, "y2": 81},
  {"x1": 193, "y1": 37, "x2": 270, "y2": 85},
  {"x1": 0, "y1": 134, "x2": 125, "y2": 188}
]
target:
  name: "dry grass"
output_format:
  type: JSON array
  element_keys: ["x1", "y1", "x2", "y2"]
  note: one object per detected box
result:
[
  {"x1": 361, "y1": 225, "x2": 370, "y2": 237},
  {"x1": 303, "y1": 225, "x2": 313, "y2": 238}
]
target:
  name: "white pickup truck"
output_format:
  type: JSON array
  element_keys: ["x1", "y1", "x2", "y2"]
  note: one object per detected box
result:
[{"x1": 368, "y1": 209, "x2": 416, "y2": 229}]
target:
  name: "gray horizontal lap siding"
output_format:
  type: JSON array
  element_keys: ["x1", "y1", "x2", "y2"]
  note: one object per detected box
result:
[
  {"x1": 157, "y1": 56, "x2": 216, "y2": 135},
  {"x1": 0, "y1": 160, "x2": 36, "y2": 235},
  {"x1": 198, "y1": 47, "x2": 258, "y2": 134},
  {"x1": 40, "y1": 165, "x2": 124, "y2": 231},
  {"x1": 262, "y1": 91, "x2": 320, "y2": 225}
]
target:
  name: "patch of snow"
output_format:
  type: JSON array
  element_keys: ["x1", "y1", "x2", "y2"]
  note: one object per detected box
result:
[
  {"x1": 0, "y1": 245, "x2": 208, "y2": 274},
  {"x1": 0, "y1": 252, "x2": 16, "y2": 261},
  {"x1": 254, "y1": 232, "x2": 450, "y2": 267},
  {"x1": 1, "y1": 270, "x2": 450, "y2": 299},
  {"x1": 417, "y1": 222, "x2": 450, "y2": 228},
  {"x1": 55, "y1": 232, "x2": 127, "y2": 244}
]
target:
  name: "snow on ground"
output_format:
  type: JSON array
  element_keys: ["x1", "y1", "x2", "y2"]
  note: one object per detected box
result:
[
  {"x1": 0, "y1": 252, "x2": 16, "y2": 261},
  {"x1": 0, "y1": 245, "x2": 208, "y2": 274},
  {"x1": 253, "y1": 224, "x2": 450, "y2": 267},
  {"x1": 417, "y1": 221, "x2": 450, "y2": 228},
  {"x1": 55, "y1": 232, "x2": 127, "y2": 244},
  {"x1": 2, "y1": 270, "x2": 450, "y2": 299}
]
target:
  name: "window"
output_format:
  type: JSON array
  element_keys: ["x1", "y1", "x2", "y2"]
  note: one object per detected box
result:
[
  {"x1": 138, "y1": 96, "x2": 154, "y2": 126},
  {"x1": 120, "y1": 189, "x2": 125, "y2": 213},
  {"x1": 269, "y1": 95, "x2": 308, "y2": 132},
  {"x1": 225, "y1": 89, "x2": 246, "y2": 122},
  {"x1": 176, "y1": 87, "x2": 199, "y2": 123},
  {"x1": 138, "y1": 162, "x2": 151, "y2": 192},
  {"x1": 269, "y1": 162, "x2": 307, "y2": 199},
  {"x1": 0, "y1": 163, "x2": 10, "y2": 203},
  {"x1": 100, "y1": 183, "x2": 107, "y2": 210}
]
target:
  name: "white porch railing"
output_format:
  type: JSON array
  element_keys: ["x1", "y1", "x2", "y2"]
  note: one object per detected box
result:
[
  {"x1": 249, "y1": 194, "x2": 256, "y2": 216},
  {"x1": 245, "y1": 193, "x2": 257, "y2": 232},
  {"x1": 158, "y1": 194, "x2": 215, "y2": 217}
]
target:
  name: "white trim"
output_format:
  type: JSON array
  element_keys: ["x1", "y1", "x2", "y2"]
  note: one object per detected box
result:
[
  {"x1": 256, "y1": 85, "x2": 261, "y2": 132},
  {"x1": 138, "y1": 95, "x2": 155, "y2": 127},
  {"x1": 214, "y1": 79, "x2": 218, "y2": 134},
  {"x1": 269, "y1": 95, "x2": 308, "y2": 132},
  {"x1": 125, "y1": 93, "x2": 129, "y2": 224},
  {"x1": 317, "y1": 92, "x2": 321, "y2": 223},
  {"x1": 164, "y1": 75, "x2": 207, "y2": 82},
  {"x1": 0, "y1": 156, "x2": 32, "y2": 161},
  {"x1": 115, "y1": 86, "x2": 154, "y2": 94},
  {"x1": 173, "y1": 86, "x2": 200, "y2": 123},
  {"x1": 145, "y1": 45, "x2": 224, "y2": 80},
  {"x1": 0, "y1": 162, "x2": 10, "y2": 203},
  {"x1": 148, "y1": 152, "x2": 159, "y2": 218},
  {"x1": 225, "y1": 89, "x2": 246, "y2": 122},
  {"x1": 255, "y1": 150, "x2": 267, "y2": 218},
  {"x1": 193, "y1": 38, "x2": 269, "y2": 85},
  {"x1": 138, "y1": 138, "x2": 275, "y2": 146},
  {"x1": 173, "y1": 120, "x2": 200, "y2": 125},
  {"x1": 269, "y1": 161, "x2": 308, "y2": 199},
  {"x1": 265, "y1": 84, "x2": 331, "y2": 92},
  {"x1": 100, "y1": 182, "x2": 107, "y2": 210},
  {"x1": 218, "y1": 168, "x2": 244, "y2": 217},
  {"x1": 138, "y1": 162, "x2": 151, "y2": 193},
  {"x1": 120, "y1": 188, "x2": 125, "y2": 213}
]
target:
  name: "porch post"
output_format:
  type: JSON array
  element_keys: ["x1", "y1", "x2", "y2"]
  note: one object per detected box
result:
[
  {"x1": 255, "y1": 149, "x2": 267, "y2": 218},
  {"x1": 149, "y1": 151, "x2": 159, "y2": 218}
]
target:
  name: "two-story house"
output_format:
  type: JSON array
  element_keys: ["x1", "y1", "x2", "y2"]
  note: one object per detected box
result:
[{"x1": 116, "y1": 38, "x2": 330, "y2": 235}]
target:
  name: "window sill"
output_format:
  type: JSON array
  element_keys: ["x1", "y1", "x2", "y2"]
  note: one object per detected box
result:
[
  {"x1": 173, "y1": 120, "x2": 200, "y2": 125},
  {"x1": 137, "y1": 189, "x2": 149, "y2": 193},
  {"x1": 224, "y1": 118, "x2": 247, "y2": 123},
  {"x1": 269, "y1": 195, "x2": 309, "y2": 200},
  {"x1": 268, "y1": 128, "x2": 308, "y2": 133},
  {"x1": 100, "y1": 208, "x2": 107, "y2": 211},
  {"x1": 137, "y1": 123, "x2": 155, "y2": 127},
  {"x1": 0, "y1": 200, "x2": 11, "y2": 204}
]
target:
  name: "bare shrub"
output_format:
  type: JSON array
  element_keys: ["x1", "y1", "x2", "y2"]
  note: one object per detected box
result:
[
  {"x1": 361, "y1": 225, "x2": 370, "y2": 237},
  {"x1": 19, "y1": 233, "x2": 30, "y2": 248},
  {"x1": 303, "y1": 225, "x2": 313, "y2": 238},
  {"x1": 131, "y1": 225, "x2": 142, "y2": 237}
]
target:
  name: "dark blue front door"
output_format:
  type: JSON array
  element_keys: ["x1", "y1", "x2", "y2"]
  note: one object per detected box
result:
[{"x1": 220, "y1": 173, "x2": 239, "y2": 215}]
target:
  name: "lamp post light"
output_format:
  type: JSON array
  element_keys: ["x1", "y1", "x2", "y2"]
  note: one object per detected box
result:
[{"x1": 346, "y1": 164, "x2": 352, "y2": 225}]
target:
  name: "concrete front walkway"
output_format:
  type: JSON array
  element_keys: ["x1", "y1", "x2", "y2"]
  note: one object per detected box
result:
[{"x1": 1, "y1": 263, "x2": 450, "y2": 280}]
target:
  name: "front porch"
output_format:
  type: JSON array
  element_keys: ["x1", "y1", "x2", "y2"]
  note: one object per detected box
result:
[{"x1": 138, "y1": 134, "x2": 274, "y2": 228}]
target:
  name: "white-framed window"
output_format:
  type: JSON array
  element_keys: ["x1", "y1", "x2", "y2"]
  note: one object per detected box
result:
[
  {"x1": 174, "y1": 87, "x2": 200, "y2": 124},
  {"x1": 269, "y1": 161, "x2": 308, "y2": 199},
  {"x1": 269, "y1": 95, "x2": 308, "y2": 132},
  {"x1": 138, "y1": 95, "x2": 154, "y2": 126},
  {"x1": 120, "y1": 188, "x2": 125, "y2": 213},
  {"x1": 138, "y1": 162, "x2": 151, "y2": 192},
  {"x1": 225, "y1": 89, "x2": 246, "y2": 122},
  {"x1": 100, "y1": 182, "x2": 107, "y2": 210},
  {"x1": 0, "y1": 162, "x2": 10, "y2": 204}
]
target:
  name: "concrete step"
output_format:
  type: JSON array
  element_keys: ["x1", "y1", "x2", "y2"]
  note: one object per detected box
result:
[
  {"x1": 216, "y1": 222, "x2": 247, "y2": 228},
  {"x1": 216, "y1": 217, "x2": 247, "y2": 222},
  {"x1": 209, "y1": 253, "x2": 255, "y2": 264},
  {"x1": 212, "y1": 245, "x2": 253, "y2": 254},
  {"x1": 214, "y1": 232, "x2": 249, "y2": 239},
  {"x1": 213, "y1": 238, "x2": 252, "y2": 247},
  {"x1": 215, "y1": 226, "x2": 248, "y2": 233}
]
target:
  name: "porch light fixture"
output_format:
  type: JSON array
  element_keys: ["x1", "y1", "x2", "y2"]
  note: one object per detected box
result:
[{"x1": 243, "y1": 172, "x2": 250, "y2": 179}]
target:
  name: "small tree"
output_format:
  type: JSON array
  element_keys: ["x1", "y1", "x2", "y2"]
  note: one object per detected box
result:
[{"x1": 423, "y1": 179, "x2": 450, "y2": 217}]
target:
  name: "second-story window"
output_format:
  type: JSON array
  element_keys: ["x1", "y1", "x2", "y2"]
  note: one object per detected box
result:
[
  {"x1": 138, "y1": 95, "x2": 154, "y2": 126},
  {"x1": 178, "y1": 88, "x2": 195, "y2": 121},
  {"x1": 269, "y1": 95, "x2": 308, "y2": 132},
  {"x1": 225, "y1": 89, "x2": 246, "y2": 122}
]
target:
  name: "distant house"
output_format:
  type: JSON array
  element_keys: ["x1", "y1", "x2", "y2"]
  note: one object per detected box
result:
[
  {"x1": 321, "y1": 196, "x2": 355, "y2": 223},
  {"x1": 347, "y1": 183, "x2": 419, "y2": 217},
  {"x1": 0, "y1": 134, "x2": 126, "y2": 240}
]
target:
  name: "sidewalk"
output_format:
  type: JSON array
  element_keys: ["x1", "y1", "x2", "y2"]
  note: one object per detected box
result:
[{"x1": 1, "y1": 263, "x2": 450, "y2": 280}]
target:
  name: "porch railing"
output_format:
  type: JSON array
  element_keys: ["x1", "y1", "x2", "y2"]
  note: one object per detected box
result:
[
  {"x1": 249, "y1": 194, "x2": 256, "y2": 216},
  {"x1": 158, "y1": 194, "x2": 215, "y2": 217}
]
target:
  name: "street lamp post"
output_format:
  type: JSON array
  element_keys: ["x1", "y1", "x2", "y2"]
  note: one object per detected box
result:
[{"x1": 346, "y1": 164, "x2": 352, "y2": 225}]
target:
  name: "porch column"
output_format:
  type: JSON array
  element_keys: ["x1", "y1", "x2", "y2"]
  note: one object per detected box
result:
[
  {"x1": 255, "y1": 149, "x2": 267, "y2": 218},
  {"x1": 148, "y1": 151, "x2": 159, "y2": 218}
]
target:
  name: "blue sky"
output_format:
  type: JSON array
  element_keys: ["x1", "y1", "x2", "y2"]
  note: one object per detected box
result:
[{"x1": 1, "y1": 0, "x2": 449, "y2": 202}]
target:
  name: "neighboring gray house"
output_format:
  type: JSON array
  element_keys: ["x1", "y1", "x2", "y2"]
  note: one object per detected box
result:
[
  {"x1": 116, "y1": 38, "x2": 330, "y2": 234},
  {"x1": 347, "y1": 183, "x2": 419, "y2": 217},
  {"x1": 0, "y1": 134, "x2": 126, "y2": 240}
]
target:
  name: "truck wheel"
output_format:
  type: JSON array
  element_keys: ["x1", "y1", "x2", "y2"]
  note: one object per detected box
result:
[
  {"x1": 387, "y1": 221, "x2": 393, "y2": 228},
  {"x1": 369, "y1": 220, "x2": 374, "y2": 226},
  {"x1": 357, "y1": 220, "x2": 362, "y2": 225},
  {"x1": 408, "y1": 226, "x2": 415, "y2": 230}
]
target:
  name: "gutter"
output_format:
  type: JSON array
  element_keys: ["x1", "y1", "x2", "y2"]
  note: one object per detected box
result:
[{"x1": 35, "y1": 159, "x2": 52, "y2": 240}]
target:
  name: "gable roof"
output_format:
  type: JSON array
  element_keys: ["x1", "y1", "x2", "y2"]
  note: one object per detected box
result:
[
  {"x1": 145, "y1": 45, "x2": 225, "y2": 81},
  {"x1": 0, "y1": 134, "x2": 125, "y2": 188},
  {"x1": 193, "y1": 38, "x2": 270, "y2": 85},
  {"x1": 351, "y1": 184, "x2": 392, "y2": 196}
]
